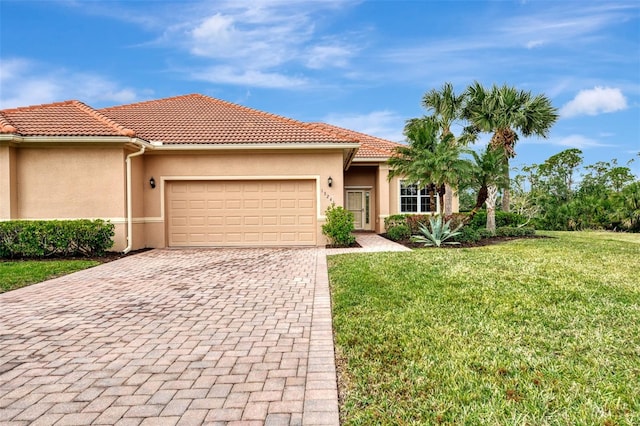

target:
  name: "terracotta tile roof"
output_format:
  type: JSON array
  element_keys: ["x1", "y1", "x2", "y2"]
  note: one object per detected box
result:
[
  {"x1": 0, "y1": 101, "x2": 135, "y2": 137},
  {"x1": 310, "y1": 122, "x2": 403, "y2": 158},
  {"x1": 99, "y1": 94, "x2": 359, "y2": 145}
]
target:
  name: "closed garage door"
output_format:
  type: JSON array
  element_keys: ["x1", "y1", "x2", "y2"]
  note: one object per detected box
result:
[{"x1": 167, "y1": 180, "x2": 317, "y2": 247}]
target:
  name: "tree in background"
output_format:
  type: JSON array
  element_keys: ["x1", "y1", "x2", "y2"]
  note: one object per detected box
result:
[
  {"x1": 513, "y1": 150, "x2": 639, "y2": 231},
  {"x1": 463, "y1": 82, "x2": 558, "y2": 212}
]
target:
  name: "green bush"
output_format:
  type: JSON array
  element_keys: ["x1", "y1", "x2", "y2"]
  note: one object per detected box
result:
[
  {"x1": 0, "y1": 219, "x2": 115, "y2": 258},
  {"x1": 452, "y1": 226, "x2": 481, "y2": 243},
  {"x1": 467, "y1": 211, "x2": 529, "y2": 230},
  {"x1": 405, "y1": 215, "x2": 432, "y2": 234},
  {"x1": 477, "y1": 229, "x2": 495, "y2": 239},
  {"x1": 387, "y1": 224, "x2": 411, "y2": 241},
  {"x1": 322, "y1": 204, "x2": 356, "y2": 246},
  {"x1": 495, "y1": 226, "x2": 536, "y2": 237},
  {"x1": 384, "y1": 214, "x2": 409, "y2": 231}
]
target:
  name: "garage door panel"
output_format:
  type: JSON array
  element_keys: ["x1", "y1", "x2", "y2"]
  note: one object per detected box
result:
[
  {"x1": 208, "y1": 216, "x2": 223, "y2": 226},
  {"x1": 226, "y1": 216, "x2": 242, "y2": 226},
  {"x1": 262, "y1": 199, "x2": 278, "y2": 209},
  {"x1": 226, "y1": 199, "x2": 242, "y2": 209},
  {"x1": 263, "y1": 216, "x2": 278, "y2": 225},
  {"x1": 299, "y1": 215, "x2": 314, "y2": 225},
  {"x1": 243, "y1": 199, "x2": 260, "y2": 209},
  {"x1": 168, "y1": 180, "x2": 316, "y2": 247}
]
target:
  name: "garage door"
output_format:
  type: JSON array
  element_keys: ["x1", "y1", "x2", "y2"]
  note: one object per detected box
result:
[{"x1": 167, "y1": 180, "x2": 317, "y2": 247}]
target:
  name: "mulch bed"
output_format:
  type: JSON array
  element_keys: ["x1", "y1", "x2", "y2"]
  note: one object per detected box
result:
[
  {"x1": 1, "y1": 248, "x2": 152, "y2": 264},
  {"x1": 326, "y1": 241, "x2": 362, "y2": 249},
  {"x1": 380, "y1": 233, "x2": 551, "y2": 249}
]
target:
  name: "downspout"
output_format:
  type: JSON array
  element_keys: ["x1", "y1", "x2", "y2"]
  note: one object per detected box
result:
[{"x1": 123, "y1": 140, "x2": 146, "y2": 253}]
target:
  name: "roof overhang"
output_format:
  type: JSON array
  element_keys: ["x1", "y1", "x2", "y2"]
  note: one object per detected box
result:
[
  {"x1": 149, "y1": 141, "x2": 360, "y2": 150},
  {"x1": 0, "y1": 134, "x2": 140, "y2": 145},
  {"x1": 352, "y1": 156, "x2": 390, "y2": 163},
  {"x1": 0, "y1": 135, "x2": 360, "y2": 169}
]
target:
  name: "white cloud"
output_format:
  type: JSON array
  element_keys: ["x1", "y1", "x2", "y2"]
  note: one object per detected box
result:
[
  {"x1": 191, "y1": 66, "x2": 308, "y2": 89},
  {"x1": 305, "y1": 45, "x2": 353, "y2": 69},
  {"x1": 157, "y1": 1, "x2": 360, "y2": 88},
  {"x1": 0, "y1": 58, "x2": 140, "y2": 109},
  {"x1": 526, "y1": 40, "x2": 544, "y2": 49},
  {"x1": 501, "y1": 3, "x2": 634, "y2": 49},
  {"x1": 552, "y1": 134, "x2": 610, "y2": 148},
  {"x1": 560, "y1": 86, "x2": 628, "y2": 118},
  {"x1": 323, "y1": 110, "x2": 405, "y2": 142}
]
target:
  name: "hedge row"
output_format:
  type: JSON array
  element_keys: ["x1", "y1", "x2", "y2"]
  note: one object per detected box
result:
[
  {"x1": 0, "y1": 220, "x2": 115, "y2": 258},
  {"x1": 384, "y1": 212, "x2": 534, "y2": 243}
]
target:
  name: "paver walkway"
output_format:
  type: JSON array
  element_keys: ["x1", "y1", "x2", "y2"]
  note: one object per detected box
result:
[
  {"x1": 326, "y1": 232, "x2": 411, "y2": 255},
  {"x1": 0, "y1": 248, "x2": 338, "y2": 426}
]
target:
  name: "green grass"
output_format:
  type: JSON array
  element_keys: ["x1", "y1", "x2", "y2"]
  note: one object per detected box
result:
[
  {"x1": 0, "y1": 259, "x2": 99, "y2": 293},
  {"x1": 329, "y1": 231, "x2": 640, "y2": 425}
]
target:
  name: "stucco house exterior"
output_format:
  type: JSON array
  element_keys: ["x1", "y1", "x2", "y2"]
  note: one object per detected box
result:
[{"x1": 0, "y1": 94, "x2": 457, "y2": 251}]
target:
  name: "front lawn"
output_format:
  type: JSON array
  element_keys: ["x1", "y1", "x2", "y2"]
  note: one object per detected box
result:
[
  {"x1": 329, "y1": 231, "x2": 640, "y2": 424},
  {"x1": 0, "y1": 260, "x2": 99, "y2": 293}
]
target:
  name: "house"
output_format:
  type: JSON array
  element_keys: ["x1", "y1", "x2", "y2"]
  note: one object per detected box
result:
[{"x1": 0, "y1": 94, "x2": 457, "y2": 251}]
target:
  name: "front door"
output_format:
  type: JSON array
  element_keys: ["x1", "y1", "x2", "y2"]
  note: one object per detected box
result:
[{"x1": 346, "y1": 190, "x2": 371, "y2": 230}]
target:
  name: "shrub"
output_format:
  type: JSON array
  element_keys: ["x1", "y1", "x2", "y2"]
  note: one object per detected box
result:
[
  {"x1": 495, "y1": 226, "x2": 536, "y2": 237},
  {"x1": 322, "y1": 204, "x2": 356, "y2": 246},
  {"x1": 452, "y1": 226, "x2": 481, "y2": 244},
  {"x1": 477, "y1": 229, "x2": 495, "y2": 239},
  {"x1": 0, "y1": 219, "x2": 115, "y2": 259},
  {"x1": 410, "y1": 216, "x2": 462, "y2": 247},
  {"x1": 405, "y1": 215, "x2": 431, "y2": 234},
  {"x1": 443, "y1": 213, "x2": 468, "y2": 230},
  {"x1": 467, "y1": 211, "x2": 529, "y2": 230},
  {"x1": 384, "y1": 214, "x2": 409, "y2": 231},
  {"x1": 387, "y1": 224, "x2": 411, "y2": 241}
]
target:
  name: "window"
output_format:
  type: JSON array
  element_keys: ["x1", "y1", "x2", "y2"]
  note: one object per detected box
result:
[{"x1": 400, "y1": 181, "x2": 435, "y2": 213}]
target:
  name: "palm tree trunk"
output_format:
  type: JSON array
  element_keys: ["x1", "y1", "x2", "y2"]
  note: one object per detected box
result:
[
  {"x1": 460, "y1": 185, "x2": 488, "y2": 225},
  {"x1": 439, "y1": 184, "x2": 446, "y2": 216},
  {"x1": 444, "y1": 184, "x2": 453, "y2": 217},
  {"x1": 502, "y1": 158, "x2": 510, "y2": 212},
  {"x1": 486, "y1": 184, "x2": 498, "y2": 233}
]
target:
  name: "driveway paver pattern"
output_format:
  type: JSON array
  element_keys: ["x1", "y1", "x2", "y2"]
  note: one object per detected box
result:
[{"x1": 0, "y1": 248, "x2": 338, "y2": 425}]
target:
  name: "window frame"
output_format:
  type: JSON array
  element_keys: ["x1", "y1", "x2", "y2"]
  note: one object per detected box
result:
[{"x1": 399, "y1": 180, "x2": 436, "y2": 214}]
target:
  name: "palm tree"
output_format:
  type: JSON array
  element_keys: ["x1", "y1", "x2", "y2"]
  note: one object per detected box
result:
[
  {"x1": 466, "y1": 147, "x2": 510, "y2": 232},
  {"x1": 463, "y1": 82, "x2": 558, "y2": 211},
  {"x1": 422, "y1": 83, "x2": 469, "y2": 213},
  {"x1": 422, "y1": 82, "x2": 466, "y2": 138},
  {"x1": 388, "y1": 117, "x2": 472, "y2": 216}
]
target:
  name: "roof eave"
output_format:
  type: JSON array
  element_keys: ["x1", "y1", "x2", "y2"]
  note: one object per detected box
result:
[
  {"x1": 0, "y1": 134, "x2": 144, "y2": 145},
  {"x1": 352, "y1": 156, "x2": 391, "y2": 162},
  {"x1": 151, "y1": 142, "x2": 361, "y2": 151}
]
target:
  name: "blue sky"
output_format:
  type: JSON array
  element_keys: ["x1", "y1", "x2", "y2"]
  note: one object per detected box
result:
[{"x1": 1, "y1": 0, "x2": 639, "y2": 177}]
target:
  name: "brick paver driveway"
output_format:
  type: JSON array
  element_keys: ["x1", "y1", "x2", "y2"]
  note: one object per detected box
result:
[{"x1": 0, "y1": 248, "x2": 338, "y2": 425}]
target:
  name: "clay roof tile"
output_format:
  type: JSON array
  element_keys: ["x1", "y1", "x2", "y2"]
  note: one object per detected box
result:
[
  {"x1": 99, "y1": 94, "x2": 357, "y2": 145},
  {"x1": 0, "y1": 100, "x2": 136, "y2": 137},
  {"x1": 309, "y1": 122, "x2": 404, "y2": 158}
]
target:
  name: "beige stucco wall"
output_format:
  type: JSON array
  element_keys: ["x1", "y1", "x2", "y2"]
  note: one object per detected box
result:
[
  {"x1": 10, "y1": 145, "x2": 128, "y2": 250},
  {"x1": 16, "y1": 146, "x2": 126, "y2": 218},
  {"x1": 133, "y1": 149, "x2": 344, "y2": 248},
  {"x1": 0, "y1": 145, "x2": 18, "y2": 219}
]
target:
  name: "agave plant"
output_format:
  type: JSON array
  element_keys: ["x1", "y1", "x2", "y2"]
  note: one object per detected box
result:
[{"x1": 410, "y1": 215, "x2": 462, "y2": 247}]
